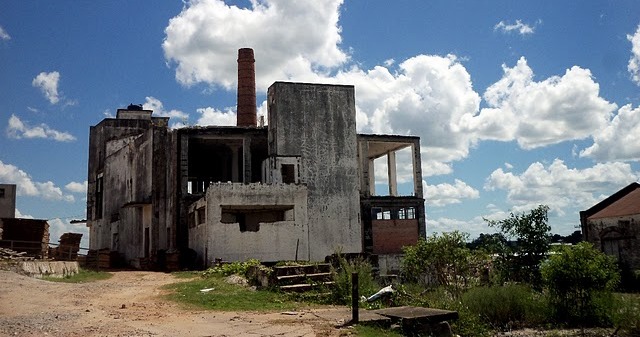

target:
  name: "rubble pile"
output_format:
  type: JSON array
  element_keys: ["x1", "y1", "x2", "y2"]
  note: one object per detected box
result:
[{"x1": 0, "y1": 247, "x2": 34, "y2": 261}]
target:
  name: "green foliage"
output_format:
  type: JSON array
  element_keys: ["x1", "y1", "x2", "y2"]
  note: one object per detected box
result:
[
  {"x1": 330, "y1": 254, "x2": 379, "y2": 307},
  {"x1": 164, "y1": 274, "x2": 305, "y2": 311},
  {"x1": 541, "y1": 242, "x2": 620, "y2": 326},
  {"x1": 612, "y1": 293, "x2": 640, "y2": 336},
  {"x1": 354, "y1": 324, "x2": 404, "y2": 337},
  {"x1": 462, "y1": 284, "x2": 548, "y2": 330},
  {"x1": 486, "y1": 205, "x2": 551, "y2": 285},
  {"x1": 42, "y1": 268, "x2": 113, "y2": 283},
  {"x1": 393, "y1": 285, "x2": 492, "y2": 337},
  {"x1": 468, "y1": 232, "x2": 508, "y2": 254},
  {"x1": 201, "y1": 259, "x2": 261, "y2": 278},
  {"x1": 402, "y1": 231, "x2": 486, "y2": 296}
]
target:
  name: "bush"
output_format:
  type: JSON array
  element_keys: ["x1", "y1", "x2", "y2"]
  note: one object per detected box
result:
[
  {"x1": 612, "y1": 294, "x2": 640, "y2": 336},
  {"x1": 402, "y1": 231, "x2": 485, "y2": 296},
  {"x1": 202, "y1": 259, "x2": 261, "y2": 278},
  {"x1": 330, "y1": 254, "x2": 379, "y2": 306},
  {"x1": 541, "y1": 242, "x2": 620, "y2": 326},
  {"x1": 485, "y1": 205, "x2": 551, "y2": 285},
  {"x1": 462, "y1": 284, "x2": 547, "y2": 330}
]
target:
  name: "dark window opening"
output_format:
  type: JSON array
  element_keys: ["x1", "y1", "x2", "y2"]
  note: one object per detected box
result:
[
  {"x1": 220, "y1": 206, "x2": 293, "y2": 232},
  {"x1": 0, "y1": 188, "x2": 5, "y2": 198},
  {"x1": 197, "y1": 207, "x2": 206, "y2": 224},
  {"x1": 144, "y1": 227, "x2": 150, "y2": 258},
  {"x1": 281, "y1": 164, "x2": 295, "y2": 184},
  {"x1": 112, "y1": 233, "x2": 119, "y2": 251},
  {"x1": 95, "y1": 176, "x2": 103, "y2": 219}
]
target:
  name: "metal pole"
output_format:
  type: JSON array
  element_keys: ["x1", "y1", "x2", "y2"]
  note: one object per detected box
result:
[{"x1": 352, "y1": 272, "x2": 359, "y2": 323}]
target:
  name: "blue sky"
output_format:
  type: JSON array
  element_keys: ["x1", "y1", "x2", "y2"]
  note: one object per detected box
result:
[{"x1": 1, "y1": 0, "x2": 640, "y2": 248}]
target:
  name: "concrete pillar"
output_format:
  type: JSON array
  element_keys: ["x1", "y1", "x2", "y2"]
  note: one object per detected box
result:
[
  {"x1": 243, "y1": 138, "x2": 252, "y2": 183},
  {"x1": 368, "y1": 158, "x2": 376, "y2": 196},
  {"x1": 411, "y1": 142, "x2": 424, "y2": 198},
  {"x1": 231, "y1": 145, "x2": 239, "y2": 182},
  {"x1": 387, "y1": 151, "x2": 398, "y2": 196}
]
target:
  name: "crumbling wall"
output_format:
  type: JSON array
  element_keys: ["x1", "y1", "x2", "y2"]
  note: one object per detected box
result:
[
  {"x1": 268, "y1": 82, "x2": 362, "y2": 261},
  {"x1": 585, "y1": 215, "x2": 640, "y2": 271},
  {"x1": 189, "y1": 183, "x2": 308, "y2": 264}
]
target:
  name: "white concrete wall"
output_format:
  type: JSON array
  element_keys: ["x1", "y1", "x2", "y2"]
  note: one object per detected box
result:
[
  {"x1": 188, "y1": 183, "x2": 308, "y2": 264},
  {"x1": 268, "y1": 82, "x2": 362, "y2": 261}
]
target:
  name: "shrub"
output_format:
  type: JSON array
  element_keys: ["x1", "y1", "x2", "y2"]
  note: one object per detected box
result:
[
  {"x1": 462, "y1": 285, "x2": 547, "y2": 330},
  {"x1": 612, "y1": 294, "x2": 640, "y2": 336},
  {"x1": 540, "y1": 242, "x2": 620, "y2": 326},
  {"x1": 202, "y1": 259, "x2": 261, "y2": 278},
  {"x1": 402, "y1": 231, "x2": 484, "y2": 296},
  {"x1": 330, "y1": 254, "x2": 379, "y2": 306},
  {"x1": 485, "y1": 205, "x2": 551, "y2": 285}
]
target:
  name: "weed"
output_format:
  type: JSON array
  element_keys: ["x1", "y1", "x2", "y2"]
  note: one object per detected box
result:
[
  {"x1": 42, "y1": 268, "x2": 112, "y2": 283},
  {"x1": 163, "y1": 274, "x2": 310, "y2": 311}
]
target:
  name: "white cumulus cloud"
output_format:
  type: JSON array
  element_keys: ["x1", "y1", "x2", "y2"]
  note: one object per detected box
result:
[
  {"x1": 195, "y1": 106, "x2": 237, "y2": 126},
  {"x1": 463, "y1": 57, "x2": 617, "y2": 149},
  {"x1": 65, "y1": 180, "x2": 87, "y2": 194},
  {"x1": 628, "y1": 24, "x2": 640, "y2": 86},
  {"x1": 0, "y1": 160, "x2": 75, "y2": 202},
  {"x1": 6, "y1": 114, "x2": 76, "y2": 142},
  {"x1": 32, "y1": 71, "x2": 61, "y2": 104},
  {"x1": 580, "y1": 104, "x2": 640, "y2": 161},
  {"x1": 425, "y1": 179, "x2": 480, "y2": 207},
  {"x1": 0, "y1": 25, "x2": 10, "y2": 40},
  {"x1": 494, "y1": 19, "x2": 537, "y2": 35},
  {"x1": 48, "y1": 218, "x2": 89, "y2": 248},
  {"x1": 163, "y1": 0, "x2": 347, "y2": 91},
  {"x1": 142, "y1": 96, "x2": 189, "y2": 128},
  {"x1": 485, "y1": 159, "x2": 638, "y2": 216}
]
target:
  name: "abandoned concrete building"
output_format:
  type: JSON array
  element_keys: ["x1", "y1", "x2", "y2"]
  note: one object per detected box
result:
[
  {"x1": 580, "y1": 182, "x2": 640, "y2": 272},
  {"x1": 86, "y1": 48, "x2": 426, "y2": 269}
]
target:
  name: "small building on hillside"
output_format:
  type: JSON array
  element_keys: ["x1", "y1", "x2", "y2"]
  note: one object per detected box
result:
[{"x1": 580, "y1": 182, "x2": 640, "y2": 271}]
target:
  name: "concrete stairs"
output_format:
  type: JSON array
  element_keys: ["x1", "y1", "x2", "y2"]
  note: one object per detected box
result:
[{"x1": 272, "y1": 263, "x2": 334, "y2": 292}]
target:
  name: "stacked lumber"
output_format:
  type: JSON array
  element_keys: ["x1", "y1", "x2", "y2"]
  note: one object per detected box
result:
[
  {"x1": 52, "y1": 233, "x2": 83, "y2": 261},
  {"x1": 0, "y1": 247, "x2": 34, "y2": 261}
]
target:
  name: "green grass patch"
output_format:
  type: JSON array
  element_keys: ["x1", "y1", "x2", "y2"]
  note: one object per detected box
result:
[
  {"x1": 171, "y1": 271, "x2": 201, "y2": 279},
  {"x1": 42, "y1": 268, "x2": 113, "y2": 283},
  {"x1": 164, "y1": 275, "x2": 310, "y2": 311},
  {"x1": 353, "y1": 324, "x2": 403, "y2": 337}
]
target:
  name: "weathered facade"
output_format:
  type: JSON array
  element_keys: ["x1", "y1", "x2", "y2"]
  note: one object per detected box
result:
[
  {"x1": 580, "y1": 182, "x2": 640, "y2": 271},
  {"x1": 0, "y1": 184, "x2": 16, "y2": 219},
  {"x1": 86, "y1": 49, "x2": 426, "y2": 268}
]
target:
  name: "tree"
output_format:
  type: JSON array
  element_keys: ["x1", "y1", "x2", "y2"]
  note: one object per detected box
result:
[
  {"x1": 402, "y1": 231, "x2": 484, "y2": 296},
  {"x1": 485, "y1": 205, "x2": 551, "y2": 285},
  {"x1": 468, "y1": 232, "x2": 508, "y2": 254},
  {"x1": 541, "y1": 242, "x2": 620, "y2": 326}
]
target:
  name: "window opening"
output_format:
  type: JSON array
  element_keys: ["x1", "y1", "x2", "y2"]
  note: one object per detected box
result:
[
  {"x1": 281, "y1": 164, "x2": 295, "y2": 184},
  {"x1": 95, "y1": 175, "x2": 103, "y2": 219}
]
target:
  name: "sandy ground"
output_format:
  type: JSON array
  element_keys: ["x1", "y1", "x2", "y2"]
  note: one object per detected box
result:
[{"x1": 0, "y1": 270, "x2": 356, "y2": 337}]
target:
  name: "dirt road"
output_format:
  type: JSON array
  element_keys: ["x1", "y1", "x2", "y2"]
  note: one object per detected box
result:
[{"x1": 0, "y1": 270, "x2": 352, "y2": 337}]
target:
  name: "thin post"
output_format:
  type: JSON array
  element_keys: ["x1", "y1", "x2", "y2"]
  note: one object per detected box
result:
[{"x1": 352, "y1": 272, "x2": 359, "y2": 323}]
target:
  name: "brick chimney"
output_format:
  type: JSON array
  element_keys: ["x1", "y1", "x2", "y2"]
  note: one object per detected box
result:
[{"x1": 237, "y1": 48, "x2": 257, "y2": 127}]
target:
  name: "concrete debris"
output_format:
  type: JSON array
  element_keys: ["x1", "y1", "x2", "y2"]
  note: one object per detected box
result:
[{"x1": 0, "y1": 247, "x2": 34, "y2": 261}]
